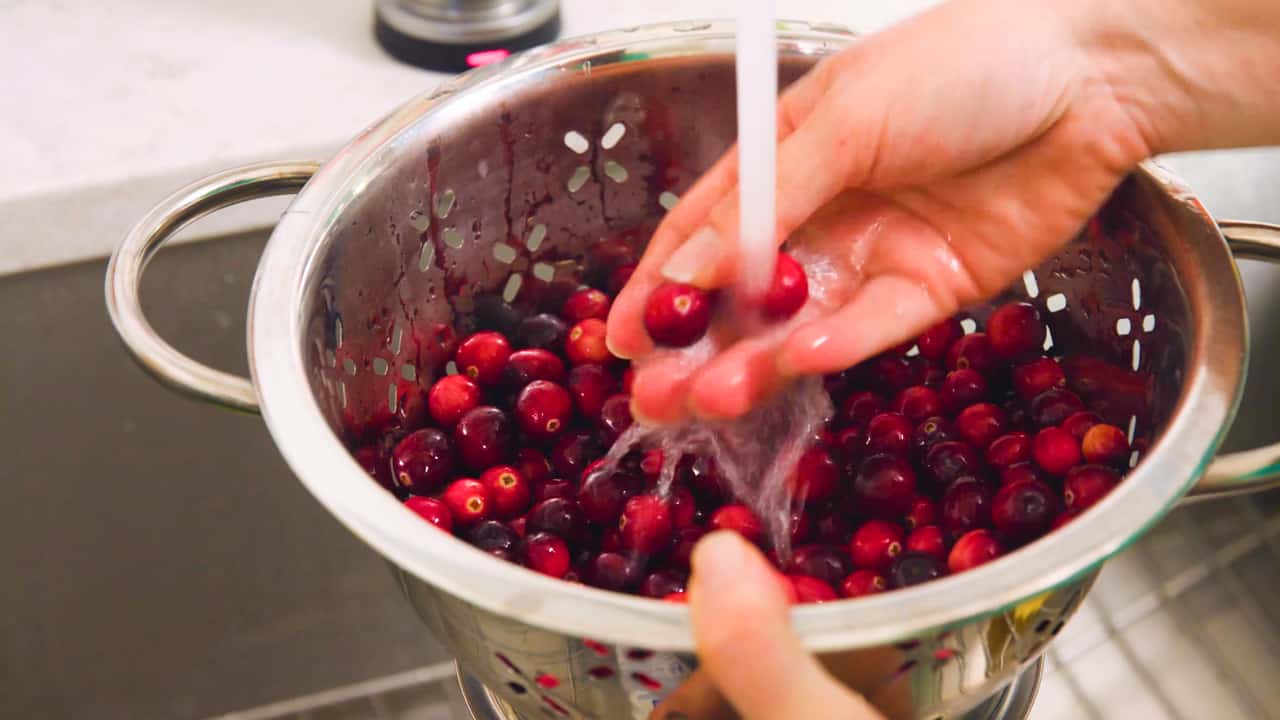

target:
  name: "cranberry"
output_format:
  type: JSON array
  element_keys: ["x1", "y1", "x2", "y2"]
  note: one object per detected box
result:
[
  {"x1": 443, "y1": 478, "x2": 492, "y2": 527},
  {"x1": 1064, "y1": 465, "x2": 1120, "y2": 511},
  {"x1": 669, "y1": 527, "x2": 707, "y2": 570},
  {"x1": 923, "y1": 363, "x2": 947, "y2": 389},
  {"x1": 946, "y1": 332, "x2": 996, "y2": 373},
  {"x1": 509, "y1": 515, "x2": 528, "y2": 538},
  {"x1": 404, "y1": 496, "x2": 452, "y2": 531},
  {"x1": 589, "y1": 552, "x2": 642, "y2": 591},
  {"x1": 987, "y1": 302, "x2": 1046, "y2": 359},
  {"x1": 1061, "y1": 410, "x2": 1103, "y2": 440},
  {"x1": 761, "y1": 252, "x2": 808, "y2": 319},
  {"x1": 917, "y1": 318, "x2": 963, "y2": 361},
  {"x1": 812, "y1": 507, "x2": 853, "y2": 544},
  {"x1": 522, "y1": 532, "x2": 571, "y2": 578},
  {"x1": 941, "y1": 477, "x2": 992, "y2": 538},
  {"x1": 986, "y1": 432, "x2": 1032, "y2": 470},
  {"x1": 681, "y1": 455, "x2": 725, "y2": 503},
  {"x1": 1082, "y1": 423, "x2": 1129, "y2": 465},
  {"x1": 888, "y1": 552, "x2": 946, "y2": 588},
  {"x1": 567, "y1": 363, "x2": 617, "y2": 420},
  {"x1": 640, "y1": 569, "x2": 688, "y2": 598},
  {"x1": 562, "y1": 288, "x2": 612, "y2": 323},
  {"x1": 788, "y1": 574, "x2": 838, "y2": 604},
  {"x1": 852, "y1": 454, "x2": 916, "y2": 519},
  {"x1": 1000, "y1": 462, "x2": 1045, "y2": 487},
  {"x1": 513, "y1": 380, "x2": 572, "y2": 441},
  {"x1": 1031, "y1": 388, "x2": 1086, "y2": 428},
  {"x1": 640, "y1": 449, "x2": 666, "y2": 480},
  {"x1": 391, "y1": 429, "x2": 455, "y2": 495},
  {"x1": 863, "y1": 412, "x2": 913, "y2": 456},
  {"x1": 663, "y1": 487, "x2": 695, "y2": 530},
  {"x1": 709, "y1": 504, "x2": 764, "y2": 545},
  {"x1": 468, "y1": 520, "x2": 519, "y2": 554},
  {"x1": 954, "y1": 403, "x2": 1007, "y2": 449},
  {"x1": 579, "y1": 465, "x2": 641, "y2": 525},
  {"x1": 608, "y1": 263, "x2": 637, "y2": 295},
  {"x1": 456, "y1": 331, "x2": 512, "y2": 386},
  {"x1": 905, "y1": 525, "x2": 946, "y2": 561},
  {"x1": 840, "y1": 391, "x2": 885, "y2": 429},
  {"x1": 454, "y1": 406, "x2": 512, "y2": 471},
  {"x1": 872, "y1": 354, "x2": 927, "y2": 391},
  {"x1": 514, "y1": 447, "x2": 552, "y2": 487},
  {"x1": 593, "y1": 395, "x2": 632, "y2": 444},
  {"x1": 924, "y1": 441, "x2": 982, "y2": 487},
  {"x1": 535, "y1": 478, "x2": 575, "y2": 501},
  {"x1": 992, "y1": 477, "x2": 1058, "y2": 542},
  {"x1": 480, "y1": 465, "x2": 532, "y2": 519},
  {"x1": 565, "y1": 318, "x2": 613, "y2": 365},
  {"x1": 504, "y1": 348, "x2": 566, "y2": 389},
  {"x1": 941, "y1": 368, "x2": 989, "y2": 412},
  {"x1": 789, "y1": 445, "x2": 841, "y2": 503},
  {"x1": 513, "y1": 313, "x2": 567, "y2": 352},
  {"x1": 549, "y1": 431, "x2": 601, "y2": 479},
  {"x1": 850, "y1": 520, "x2": 905, "y2": 571},
  {"x1": 643, "y1": 283, "x2": 713, "y2": 347},
  {"x1": 904, "y1": 496, "x2": 938, "y2": 529},
  {"x1": 840, "y1": 569, "x2": 888, "y2": 598},
  {"x1": 354, "y1": 443, "x2": 396, "y2": 493},
  {"x1": 895, "y1": 385, "x2": 943, "y2": 422},
  {"x1": 788, "y1": 544, "x2": 852, "y2": 586},
  {"x1": 911, "y1": 417, "x2": 954, "y2": 458},
  {"x1": 426, "y1": 375, "x2": 481, "y2": 428},
  {"x1": 664, "y1": 591, "x2": 689, "y2": 603},
  {"x1": 619, "y1": 494, "x2": 673, "y2": 554},
  {"x1": 1033, "y1": 427, "x2": 1082, "y2": 475},
  {"x1": 1012, "y1": 357, "x2": 1066, "y2": 400},
  {"x1": 789, "y1": 508, "x2": 814, "y2": 545},
  {"x1": 948, "y1": 529, "x2": 1004, "y2": 573},
  {"x1": 599, "y1": 526, "x2": 622, "y2": 552},
  {"x1": 528, "y1": 497, "x2": 588, "y2": 542}
]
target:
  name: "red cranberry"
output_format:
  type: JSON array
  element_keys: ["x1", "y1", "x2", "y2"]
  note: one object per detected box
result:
[
  {"x1": 391, "y1": 429, "x2": 455, "y2": 495},
  {"x1": 354, "y1": 443, "x2": 396, "y2": 493},
  {"x1": 1033, "y1": 427, "x2": 1082, "y2": 475},
  {"x1": 923, "y1": 363, "x2": 947, "y2": 389},
  {"x1": 528, "y1": 497, "x2": 588, "y2": 542},
  {"x1": 664, "y1": 591, "x2": 689, "y2": 603},
  {"x1": 904, "y1": 496, "x2": 938, "y2": 530},
  {"x1": 640, "y1": 449, "x2": 665, "y2": 480},
  {"x1": 946, "y1": 332, "x2": 996, "y2": 373},
  {"x1": 668, "y1": 486, "x2": 698, "y2": 529},
  {"x1": 454, "y1": 406, "x2": 512, "y2": 471},
  {"x1": 709, "y1": 504, "x2": 764, "y2": 545},
  {"x1": 790, "y1": 445, "x2": 840, "y2": 503},
  {"x1": 941, "y1": 368, "x2": 989, "y2": 412},
  {"x1": 619, "y1": 494, "x2": 674, "y2": 554},
  {"x1": 442, "y1": 478, "x2": 492, "y2": 527},
  {"x1": 863, "y1": 412, "x2": 913, "y2": 456},
  {"x1": 1031, "y1": 388, "x2": 1086, "y2": 428},
  {"x1": 480, "y1": 465, "x2": 532, "y2": 519},
  {"x1": 948, "y1": 529, "x2": 1004, "y2": 573},
  {"x1": 681, "y1": 455, "x2": 725, "y2": 503},
  {"x1": 924, "y1": 441, "x2": 982, "y2": 487},
  {"x1": 404, "y1": 496, "x2": 452, "y2": 531},
  {"x1": 609, "y1": 263, "x2": 637, "y2": 295},
  {"x1": 761, "y1": 252, "x2": 808, "y2": 319},
  {"x1": 515, "y1": 313, "x2": 569, "y2": 352},
  {"x1": 1051, "y1": 511, "x2": 1078, "y2": 530},
  {"x1": 514, "y1": 380, "x2": 572, "y2": 441},
  {"x1": 599, "y1": 526, "x2": 622, "y2": 552},
  {"x1": 589, "y1": 552, "x2": 642, "y2": 591},
  {"x1": 987, "y1": 302, "x2": 1046, "y2": 359},
  {"x1": 1061, "y1": 410, "x2": 1103, "y2": 440},
  {"x1": 504, "y1": 348, "x2": 566, "y2": 389},
  {"x1": 468, "y1": 520, "x2": 519, "y2": 554},
  {"x1": 514, "y1": 447, "x2": 552, "y2": 487},
  {"x1": 669, "y1": 526, "x2": 707, "y2": 570},
  {"x1": 840, "y1": 569, "x2": 888, "y2": 598},
  {"x1": 509, "y1": 515, "x2": 528, "y2": 538},
  {"x1": 850, "y1": 520, "x2": 905, "y2": 571},
  {"x1": 852, "y1": 454, "x2": 917, "y2": 519},
  {"x1": 562, "y1": 288, "x2": 612, "y2": 323},
  {"x1": 872, "y1": 354, "x2": 927, "y2": 391},
  {"x1": 840, "y1": 391, "x2": 885, "y2": 429},
  {"x1": 888, "y1": 552, "x2": 946, "y2": 588},
  {"x1": 1064, "y1": 465, "x2": 1120, "y2": 511},
  {"x1": 1082, "y1": 424, "x2": 1129, "y2": 465},
  {"x1": 788, "y1": 575, "x2": 838, "y2": 604},
  {"x1": 812, "y1": 507, "x2": 853, "y2": 544},
  {"x1": 1013, "y1": 357, "x2": 1066, "y2": 400},
  {"x1": 954, "y1": 403, "x2": 1007, "y2": 449},
  {"x1": 643, "y1": 283, "x2": 713, "y2": 347},
  {"x1": 941, "y1": 477, "x2": 992, "y2": 538},
  {"x1": 788, "y1": 544, "x2": 852, "y2": 586},
  {"x1": 599, "y1": 394, "x2": 634, "y2": 443},
  {"x1": 789, "y1": 507, "x2": 814, "y2": 546},
  {"x1": 986, "y1": 432, "x2": 1032, "y2": 470},
  {"x1": 917, "y1": 318, "x2": 963, "y2": 361},
  {"x1": 895, "y1": 385, "x2": 943, "y2": 422},
  {"x1": 911, "y1": 416, "x2": 954, "y2": 458},
  {"x1": 522, "y1": 532, "x2": 571, "y2": 578},
  {"x1": 640, "y1": 570, "x2": 688, "y2": 599},
  {"x1": 456, "y1": 331, "x2": 512, "y2": 386},
  {"x1": 535, "y1": 478, "x2": 575, "y2": 501},
  {"x1": 565, "y1": 318, "x2": 613, "y2": 365},
  {"x1": 578, "y1": 466, "x2": 643, "y2": 523},
  {"x1": 427, "y1": 375, "x2": 482, "y2": 428},
  {"x1": 549, "y1": 431, "x2": 601, "y2": 479},
  {"x1": 567, "y1": 363, "x2": 617, "y2": 419},
  {"x1": 992, "y1": 477, "x2": 1058, "y2": 542},
  {"x1": 905, "y1": 525, "x2": 946, "y2": 561},
  {"x1": 1000, "y1": 462, "x2": 1045, "y2": 487}
]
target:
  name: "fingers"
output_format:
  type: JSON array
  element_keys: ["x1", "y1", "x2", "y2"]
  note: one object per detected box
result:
[
  {"x1": 629, "y1": 355, "x2": 696, "y2": 425},
  {"x1": 686, "y1": 334, "x2": 785, "y2": 420},
  {"x1": 689, "y1": 532, "x2": 885, "y2": 720},
  {"x1": 646, "y1": 668, "x2": 736, "y2": 720}
]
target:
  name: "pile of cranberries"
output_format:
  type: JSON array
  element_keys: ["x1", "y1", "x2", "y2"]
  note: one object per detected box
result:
[{"x1": 352, "y1": 251, "x2": 1134, "y2": 605}]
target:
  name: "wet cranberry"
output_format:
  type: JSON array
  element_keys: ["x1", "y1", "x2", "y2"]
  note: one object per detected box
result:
[
  {"x1": 565, "y1": 318, "x2": 613, "y2": 365},
  {"x1": 911, "y1": 416, "x2": 954, "y2": 458},
  {"x1": 426, "y1": 375, "x2": 481, "y2": 428},
  {"x1": 709, "y1": 504, "x2": 764, "y2": 545},
  {"x1": 599, "y1": 394, "x2": 634, "y2": 443},
  {"x1": 354, "y1": 443, "x2": 395, "y2": 493},
  {"x1": 992, "y1": 477, "x2": 1058, "y2": 542},
  {"x1": 664, "y1": 487, "x2": 695, "y2": 530},
  {"x1": 917, "y1": 318, "x2": 963, "y2": 361},
  {"x1": 987, "y1": 302, "x2": 1046, "y2": 359},
  {"x1": 790, "y1": 445, "x2": 841, "y2": 503},
  {"x1": 669, "y1": 527, "x2": 707, "y2": 570},
  {"x1": 504, "y1": 348, "x2": 566, "y2": 389},
  {"x1": 850, "y1": 520, "x2": 905, "y2": 571},
  {"x1": 522, "y1": 532, "x2": 571, "y2": 578},
  {"x1": 567, "y1": 363, "x2": 617, "y2": 420},
  {"x1": 852, "y1": 454, "x2": 916, "y2": 519},
  {"x1": 840, "y1": 569, "x2": 888, "y2": 598},
  {"x1": 468, "y1": 520, "x2": 519, "y2": 554},
  {"x1": 442, "y1": 478, "x2": 492, "y2": 527},
  {"x1": 480, "y1": 465, "x2": 532, "y2": 519},
  {"x1": 863, "y1": 412, "x2": 913, "y2": 456},
  {"x1": 509, "y1": 515, "x2": 528, "y2": 538},
  {"x1": 1064, "y1": 465, "x2": 1120, "y2": 511},
  {"x1": 619, "y1": 494, "x2": 674, "y2": 554},
  {"x1": 549, "y1": 431, "x2": 601, "y2": 479},
  {"x1": 681, "y1": 455, "x2": 725, "y2": 503},
  {"x1": 514, "y1": 447, "x2": 552, "y2": 487},
  {"x1": 640, "y1": 569, "x2": 688, "y2": 598},
  {"x1": 1031, "y1": 388, "x2": 1086, "y2": 428},
  {"x1": 513, "y1": 380, "x2": 572, "y2": 441},
  {"x1": 578, "y1": 465, "x2": 643, "y2": 523},
  {"x1": 1051, "y1": 511, "x2": 1078, "y2": 530},
  {"x1": 789, "y1": 508, "x2": 813, "y2": 546},
  {"x1": 515, "y1": 313, "x2": 568, "y2": 352},
  {"x1": 391, "y1": 429, "x2": 455, "y2": 495},
  {"x1": 589, "y1": 552, "x2": 642, "y2": 591},
  {"x1": 404, "y1": 496, "x2": 452, "y2": 531},
  {"x1": 905, "y1": 525, "x2": 946, "y2": 561},
  {"x1": 895, "y1": 385, "x2": 943, "y2": 422},
  {"x1": 608, "y1": 263, "x2": 637, "y2": 295},
  {"x1": 599, "y1": 526, "x2": 622, "y2": 552},
  {"x1": 941, "y1": 477, "x2": 992, "y2": 538},
  {"x1": 528, "y1": 497, "x2": 588, "y2": 543},
  {"x1": 456, "y1": 331, "x2": 512, "y2": 386},
  {"x1": 454, "y1": 406, "x2": 512, "y2": 471},
  {"x1": 904, "y1": 496, "x2": 938, "y2": 530},
  {"x1": 986, "y1": 432, "x2": 1032, "y2": 470},
  {"x1": 873, "y1": 354, "x2": 927, "y2": 391},
  {"x1": 1082, "y1": 423, "x2": 1129, "y2": 465},
  {"x1": 889, "y1": 552, "x2": 946, "y2": 588},
  {"x1": 833, "y1": 427, "x2": 863, "y2": 462},
  {"x1": 562, "y1": 288, "x2": 612, "y2": 323},
  {"x1": 948, "y1": 529, "x2": 1004, "y2": 573},
  {"x1": 1061, "y1": 410, "x2": 1103, "y2": 440},
  {"x1": 840, "y1": 391, "x2": 885, "y2": 429},
  {"x1": 941, "y1": 368, "x2": 989, "y2": 412},
  {"x1": 812, "y1": 507, "x2": 853, "y2": 544},
  {"x1": 788, "y1": 575, "x2": 838, "y2": 604},
  {"x1": 1012, "y1": 357, "x2": 1066, "y2": 401},
  {"x1": 640, "y1": 449, "x2": 665, "y2": 480},
  {"x1": 955, "y1": 403, "x2": 1007, "y2": 449},
  {"x1": 643, "y1": 283, "x2": 713, "y2": 347},
  {"x1": 946, "y1": 332, "x2": 996, "y2": 373},
  {"x1": 788, "y1": 544, "x2": 852, "y2": 586},
  {"x1": 924, "y1": 441, "x2": 982, "y2": 488},
  {"x1": 1033, "y1": 427, "x2": 1082, "y2": 476},
  {"x1": 535, "y1": 478, "x2": 575, "y2": 501},
  {"x1": 1000, "y1": 462, "x2": 1045, "y2": 487},
  {"x1": 761, "y1": 252, "x2": 808, "y2": 319},
  {"x1": 664, "y1": 591, "x2": 689, "y2": 603}
]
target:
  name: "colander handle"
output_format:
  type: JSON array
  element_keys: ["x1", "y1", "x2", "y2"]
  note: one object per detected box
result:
[
  {"x1": 104, "y1": 161, "x2": 321, "y2": 413},
  {"x1": 1187, "y1": 220, "x2": 1280, "y2": 501}
]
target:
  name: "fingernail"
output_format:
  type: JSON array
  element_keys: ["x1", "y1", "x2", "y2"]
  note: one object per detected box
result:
[
  {"x1": 661, "y1": 227, "x2": 721, "y2": 284},
  {"x1": 691, "y1": 531, "x2": 749, "y2": 592}
]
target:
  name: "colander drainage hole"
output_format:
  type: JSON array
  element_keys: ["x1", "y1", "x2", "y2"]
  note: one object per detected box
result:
[
  {"x1": 541, "y1": 695, "x2": 570, "y2": 715},
  {"x1": 631, "y1": 672, "x2": 662, "y2": 690},
  {"x1": 507, "y1": 682, "x2": 527, "y2": 695},
  {"x1": 1050, "y1": 621, "x2": 1066, "y2": 636},
  {"x1": 588, "y1": 666, "x2": 614, "y2": 679},
  {"x1": 626, "y1": 649, "x2": 654, "y2": 661},
  {"x1": 582, "y1": 638, "x2": 609, "y2": 656},
  {"x1": 1034, "y1": 619, "x2": 1051, "y2": 634},
  {"x1": 535, "y1": 673, "x2": 560, "y2": 689},
  {"x1": 495, "y1": 652, "x2": 521, "y2": 674}
]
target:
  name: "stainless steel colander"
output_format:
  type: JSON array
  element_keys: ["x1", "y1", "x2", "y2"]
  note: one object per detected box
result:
[{"x1": 106, "y1": 20, "x2": 1280, "y2": 720}]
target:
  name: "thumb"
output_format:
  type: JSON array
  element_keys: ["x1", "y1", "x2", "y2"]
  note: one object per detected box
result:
[{"x1": 688, "y1": 532, "x2": 885, "y2": 720}]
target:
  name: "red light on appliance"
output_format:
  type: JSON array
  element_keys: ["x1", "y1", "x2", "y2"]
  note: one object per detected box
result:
[{"x1": 466, "y1": 49, "x2": 511, "y2": 67}]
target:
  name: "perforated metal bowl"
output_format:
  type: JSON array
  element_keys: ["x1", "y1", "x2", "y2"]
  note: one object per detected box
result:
[{"x1": 106, "y1": 20, "x2": 1280, "y2": 720}]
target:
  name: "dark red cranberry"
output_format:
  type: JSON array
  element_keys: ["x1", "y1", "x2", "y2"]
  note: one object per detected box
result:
[
  {"x1": 609, "y1": 263, "x2": 637, "y2": 295},
  {"x1": 619, "y1": 494, "x2": 673, "y2": 554},
  {"x1": 872, "y1": 354, "x2": 927, "y2": 391},
  {"x1": 669, "y1": 486, "x2": 698, "y2": 529},
  {"x1": 681, "y1": 455, "x2": 725, "y2": 503},
  {"x1": 788, "y1": 544, "x2": 852, "y2": 586},
  {"x1": 905, "y1": 524, "x2": 946, "y2": 561},
  {"x1": 468, "y1": 520, "x2": 519, "y2": 554},
  {"x1": 840, "y1": 569, "x2": 888, "y2": 598},
  {"x1": 404, "y1": 496, "x2": 452, "y2": 531},
  {"x1": 669, "y1": 527, "x2": 707, "y2": 570},
  {"x1": 504, "y1": 348, "x2": 566, "y2": 389},
  {"x1": 643, "y1": 283, "x2": 713, "y2": 347},
  {"x1": 954, "y1": 402, "x2": 1007, "y2": 449},
  {"x1": 852, "y1": 454, "x2": 916, "y2": 519},
  {"x1": 911, "y1": 417, "x2": 954, "y2": 458},
  {"x1": 514, "y1": 380, "x2": 573, "y2": 441},
  {"x1": 567, "y1": 363, "x2": 617, "y2": 419},
  {"x1": 946, "y1": 332, "x2": 996, "y2": 373},
  {"x1": 904, "y1": 496, "x2": 938, "y2": 530},
  {"x1": 1033, "y1": 427, "x2": 1082, "y2": 475},
  {"x1": 471, "y1": 295, "x2": 524, "y2": 337},
  {"x1": 949, "y1": 529, "x2": 1004, "y2": 573},
  {"x1": 941, "y1": 477, "x2": 992, "y2": 538},
  {"x1": 426, "y1": 375, "x2": 482, "y2": 428},
  {"x1": 1082, "y1": 424, "x2": 1129, "y2": 465},
  {"x1": 562, "y1": 288, "x2": 612, "y2": 323},
  {"x1": 835, "y1": 427, "x2": 864, "y2": 461},
  {"x1": 987, "y1": 302, "x2": 1046, "y2": 359},
  {"x1": 640, "y1": 569, "x2": 688, "y2": 598},
  {"x1": 812, "y1": 507, "x2": 853, "y2": 544},
  {"x1": 1051, "y1": 510, "x2": 1078, "y2": 530},
  {"x1": 455, "y1": 331, "x2": 512, "y2": 386},
  {"x1": 1012, "y1": 357, "x2": 1066, "y2": 401},
  {"x1": 917, "y1": 318, "x2": 963, "y2": 361},
  {"x1": 1064, "y1": 465, "x2": 1120, "y2": 511},
  {"x1": 789, "y1": 507, "x2": 814, "y2": 546},
  {"x1": 589, "y1": 552, "x2": 642, "y2": 591},
  {"x1": 924, "y1": 440, "x2": 982, "y2": 487},
  {"x1": 480, "y1": 465, "x2": 532, "y2": 519},
  {"x1": 895, "y1": 385, "x2": 943, "y2": 422},
  {"x1": 1061, "y1": 410, "x2": 1103, "y2": 440},
  {"x1": 664, "y1": 591, "x2": 688, "y2": 603},
  {"x1": 992, "y1": 477, "x2": 1058, "y2": 543},
  {"x1": 788, "y1": 575, "x2": 837, "y2": 604},
  {"x1": 454, "y1": 406, "x2": 512, "y2": 471},
  {"x1": 515, "y1": 313, "x2": 569, "y2": 352},
  {"x1": 863, "y1": 412, "x2": 913, "y2": 456},
  {"x1": 522, "y1": 532, "x2": 571, "y2": 578},
  {"x1": 850, "y1": 520, "x2": 905, "y2": 571},
  {"x1": 923, "y1": 363, "x2": 947, "y2": 389},
  {"x1": 391, "y1": 429, "x2": 455, "y2": 495},
  {"x1": 599, "y1": 394, "x2": 634, "y2": 443},
  {"x1": 354, "y1": 443, "x2": 396, "y2": 493},
  {"x1": 549, "y1": 431, "x2": 601, "y2": 479},
  {"x1": 941, "y1": 368, "x2": 989, "y2": 412},
  {"x1": 888, "y1": 552, "x2": 946, "y2": 588},
  {"x1": 565, "y1": 318, "x2": 613, "y2": 365},
  {"x1": 641, "y1": 449, "x2": 666, "y2": 480},
  {"x1": 514, "y1": 447, "x2": 552, "y2": 487},
  {"x1": 840, "y1": 391, "x2": 885, "y2": 429},
  {"x1": 1000, "y1": 462, "x2": 1045, "y2": 487},
  {"x1": 442, "y1": 478, "x2": 492, "y2": 527},
  {"x1": 789, "y1": 445, "x2": 840, "y2": 503},
  {"x1": 1030, "y1": 388, "x2": 1086, "y2": 428},
  {"x1": 987, "y1": 432, "x2": 1032, "y2": 470},
  {"x1": 578, "y1": 466, "x2": 643, "y2": 523},
  {"x1": 528, "y1": 497, "x2": 588, "y2": 542},
  {"x1": 509, "y1": 515, "x2": 528, "y2": 538},
  {"x1": 709, "y1": 504, "x2": 764, "y2": 545},
  {"x1": 599, "y1": 526, "x2": 622, "y2": 552},
  {"x1": 761, "y1": 252, "x2": 808, "y2": 319},
  {"x1": 535, "y1": 478, "x2": 575, "y2": 501}
]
